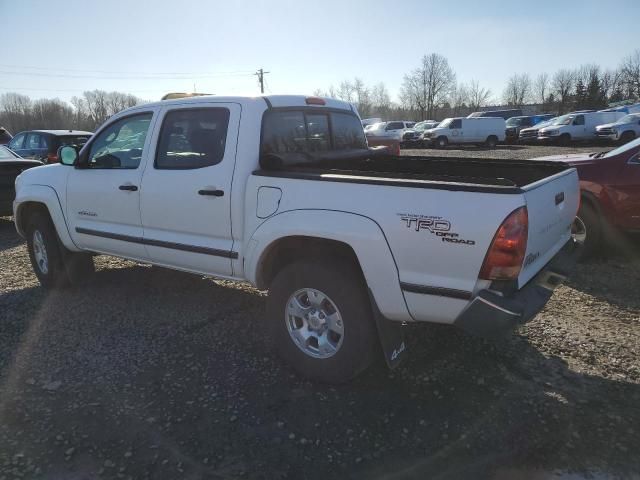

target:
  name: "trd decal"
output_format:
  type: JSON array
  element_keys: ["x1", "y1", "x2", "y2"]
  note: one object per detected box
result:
[
  {"x1": 399, "y1": 214, "x2": 476, "y2": 246},
  {"x1": 524, "y1": 251, "x2": 540, "y2": 268}
]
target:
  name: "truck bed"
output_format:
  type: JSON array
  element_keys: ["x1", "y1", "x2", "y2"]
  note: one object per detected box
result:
[{"x1": 257, "y1": 152, "x2": 571, "y2": 193}]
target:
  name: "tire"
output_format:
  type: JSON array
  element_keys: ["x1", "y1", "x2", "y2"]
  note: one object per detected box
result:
[
  {"x1": 619, "y1": 131, "x2": 636, "y2": 145},
  {"x1": 572, "y1": 202, "x2": 601, "y2": 260},
  {"x1": 436, "y1": 136, "x2": 448, "y2": 148},
  {"x1": 26, "y1": 212, "x2": 70, "y2": 288},
  {"x1": 267, "y1": 259, "x2": 377, "y2": 383},
  {"x1": 485, "y1": 135, "x2": 498, "y2": 148},
  {"x1": 26, "y1": 212, "x2": 95, "y2": 288},
  {"x1": 559, "y1": 133, "x2": 571, "y2": 146}
]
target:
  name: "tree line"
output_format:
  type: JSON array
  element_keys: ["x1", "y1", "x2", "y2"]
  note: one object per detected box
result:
[
  {"x1": 315, "y1": 49, "x2": 640, "y2": 121},
  {"x1": 0, "y1": 90, "x2": 144, "y2": 134},
  {"x1": 1, "y1": 49, "x2": 639, "y2": 133}
]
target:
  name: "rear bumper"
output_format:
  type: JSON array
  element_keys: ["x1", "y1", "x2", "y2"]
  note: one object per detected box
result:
[{"x1": 454, "y1": 238, "x2": 580, "y2": 338}]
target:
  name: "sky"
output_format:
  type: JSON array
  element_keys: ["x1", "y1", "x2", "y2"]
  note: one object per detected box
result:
[{"x1": 1, "y1": 0, "x2": 639, "y2": 104}]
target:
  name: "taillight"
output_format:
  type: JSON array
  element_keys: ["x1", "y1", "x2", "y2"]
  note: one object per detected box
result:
[
  {"x1": 479, "y1": 207, "x2": 528, "y2": 281},
  {"x1": 47, "y1": 153, "x2": 58, "y2": 163}
]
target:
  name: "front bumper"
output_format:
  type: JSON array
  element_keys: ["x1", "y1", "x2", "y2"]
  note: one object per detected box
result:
[
  {"x1": 454, "y1": 238, "x2": 580, "y2": 338},
  {"x1": 595, "y1": 132, "x2": 618, "y2": 141}
]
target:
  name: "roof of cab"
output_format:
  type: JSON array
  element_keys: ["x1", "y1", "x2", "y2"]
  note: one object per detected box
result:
[
  {"x1": 29, "y1": 129, "x2": 93, "y2": 136},
  {"x1": 144, "y1": 94, "x2": 355, "y2": 112}
]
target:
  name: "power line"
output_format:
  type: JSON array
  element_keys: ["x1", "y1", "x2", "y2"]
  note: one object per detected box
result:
[
  {"x1": 0, "y1": 63, "x2": 255, "y2": 77},
  {"x1": 0, "y1": 69, "x2": 255, "y2": 80}
]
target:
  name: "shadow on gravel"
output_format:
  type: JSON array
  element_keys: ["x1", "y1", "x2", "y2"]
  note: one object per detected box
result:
[
  {"x1": 0, "y1": 263, "x2": 638, "y2": 479},
  {"x1": 0, "y1": 217, "x2": 23, "y2": 251}
]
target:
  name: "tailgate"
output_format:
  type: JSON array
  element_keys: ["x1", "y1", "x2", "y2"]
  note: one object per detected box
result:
[{"x1": 518, "y1": 168, "x2": 579, "y2": 287}]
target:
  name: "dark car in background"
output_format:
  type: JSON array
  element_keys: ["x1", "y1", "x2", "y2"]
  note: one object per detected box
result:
[
  {"x1": 7, "y1": 129, "x2": 92, "y2": 163},
  {"x1": 505, "y1": 114, "x2": 554, "y2": 142},
  {"x1": 0, "y1": 127, "x2": 12, "y2": 145},
  {"x1": 0, "y1": 145, "x2": 43, "y2": 216}
]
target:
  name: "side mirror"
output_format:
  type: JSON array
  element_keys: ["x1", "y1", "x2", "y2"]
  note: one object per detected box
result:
[{"x1": 58, "y1": 145, "x2": 78, "y2": 166}]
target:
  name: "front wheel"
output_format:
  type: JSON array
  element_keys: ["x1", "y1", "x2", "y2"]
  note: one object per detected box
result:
[
  {"x1": 26, "y1": 212, "x2": 70, "y2": 288},
  {"x1": 619, "y1": 131, "x2": 636, "y2": 145},
  {"x1": 436, "y1": 136, "x2": 448, "y2": 148},
  {"x1": 267, "y1": 260, "x2": 377, "y2": 383},
  {"x1": 559, "y1": 133, "x2": 571, "y2": 146}
]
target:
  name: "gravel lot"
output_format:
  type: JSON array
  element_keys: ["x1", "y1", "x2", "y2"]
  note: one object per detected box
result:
[{"x1": 1, "y1": 144, "x2": 639, "y2": 479}]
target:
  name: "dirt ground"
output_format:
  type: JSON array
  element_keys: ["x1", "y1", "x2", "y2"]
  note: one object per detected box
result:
[{"x1": 0, "y1": 144, "x2": 639, "y2": 479}]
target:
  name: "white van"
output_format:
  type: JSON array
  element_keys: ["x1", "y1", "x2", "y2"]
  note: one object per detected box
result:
[
  {"x1": 538, "y1": 111, "x2": 625, "y2": 144},
  {"x1": 423, "y1": 117, "x2": 505, "y2": 148}
]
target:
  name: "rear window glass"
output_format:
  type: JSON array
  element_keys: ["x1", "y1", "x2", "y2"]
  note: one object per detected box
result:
[
  {"x1": 58, "y1": 135, "x2": 90, "y2": 147},
  {"x1": 261, "y1": 110, "x2": 366, "y2": 155}
]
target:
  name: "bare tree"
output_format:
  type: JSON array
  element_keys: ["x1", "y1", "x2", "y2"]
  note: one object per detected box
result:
[
  {"x1": 0, "y1": 93, "x2": 33, "y2": 132},
  {"x1": 336, "y1": 80, "x2": 355, "y2": 103},
  {"x1": 552, "y1": 69, "x2": 576, "y2": 113},
  {"x1": 601, "y1": 68, "x2": 624, "y2": 101},
  {"x1": 621, "y1": 49, "x2": 640, "y2": 99},
  {"x1": 503, "y1": 73, "x2": 531, "y2": 106},
  {"x1": 448, "y1": 83, "x2": 469, "y2": 116},
  {"x1": 467, "y1": 79, "x2": 491, "y2": 110},
  {"x1": 401, "y1": 53, "x2": 456, "y2": 119},
  {"x1": 534, "y1": 73, "x2": 550, "y2": 108}
]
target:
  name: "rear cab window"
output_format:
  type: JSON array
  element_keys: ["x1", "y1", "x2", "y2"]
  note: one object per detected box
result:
[
  {"x1": 57, "y1": 135, "x2": 91, "y2": 150},
  {"x1": 261, "y1": 109, "x2": 367, "y2": 156}
]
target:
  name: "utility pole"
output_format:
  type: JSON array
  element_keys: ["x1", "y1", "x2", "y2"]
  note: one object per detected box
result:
[{"x1": 255, "y1": 68, "x2": 270, "y2": 94}]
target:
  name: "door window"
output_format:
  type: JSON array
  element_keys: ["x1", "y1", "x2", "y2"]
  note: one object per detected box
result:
[
  {"x1": 573, "y1": 115, "x2": 585, "y2": 126},
  {"x1": 450, "y1": 119, "x2": 462, "y2": 129},
  {"x1": 8, "y1": 132, "x2": 25, "y2": 150},
  {"x1": 155, "y1": 108, "x2": 230, "y2": 169},
  {"x1": 386, "y1": 122, "x2": 404, "y2": 130},
  {"x1": 26, "y1": 133, "x2": 43, "y2": 149},
  {"x1": 87, "y1": 113, "x2": 153, "y2": 169}
]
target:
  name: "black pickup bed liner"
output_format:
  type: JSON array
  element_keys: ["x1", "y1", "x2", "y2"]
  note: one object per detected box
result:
[{"x1": 255, "y1": 151, "x2": 571, "y2": 194}]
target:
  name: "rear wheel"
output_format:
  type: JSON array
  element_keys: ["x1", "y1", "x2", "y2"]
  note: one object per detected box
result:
[
  {"x1": 485, "y1": 135, "x2": 498, "y2": 148},
  {"x1": 436, "y1": 136, "x2": 448, "y2": 148},
  {"x1": 619, "y1": 131, "x2": 636, "y2": 145},
  {"x1": 572, "y1": 202, "x2": 601, "y2": 260},
  {"x1": 267, "y1": 259, "x2": 377, "y2": 383}
]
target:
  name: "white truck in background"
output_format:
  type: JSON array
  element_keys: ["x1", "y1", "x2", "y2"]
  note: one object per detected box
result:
[
  {"x1": 13, "y1": 95, "x2": 580, "y2": 382},
  {"x1": 538, "y1": 111, "x2": 624, "y2": 144},
  {"x1": 595, "y1": 113, "x2": 640, "y2": 144},
  {"x1": 422, "y1": 117, "x2": 505, "y2": 148}
]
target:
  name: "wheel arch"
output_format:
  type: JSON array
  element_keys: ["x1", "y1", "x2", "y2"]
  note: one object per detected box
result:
[{"x1": 245, "y1": 209, "x2": 412, "y2": 322}]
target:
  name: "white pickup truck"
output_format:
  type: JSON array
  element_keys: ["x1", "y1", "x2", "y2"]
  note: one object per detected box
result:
[{"x1": 13, "y1": 95, "x2": 580, "y2": 382}]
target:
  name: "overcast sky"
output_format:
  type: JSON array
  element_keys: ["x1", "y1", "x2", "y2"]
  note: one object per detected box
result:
[{"x1": 1, "y1": 0, "x2": 639, "y2": 103}]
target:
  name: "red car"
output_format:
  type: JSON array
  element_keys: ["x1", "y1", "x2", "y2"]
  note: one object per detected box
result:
[{"x1": 535, "y1": 138, "x2": 640, "y2": 256}]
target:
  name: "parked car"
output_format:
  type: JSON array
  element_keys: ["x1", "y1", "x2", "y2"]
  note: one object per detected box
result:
[
  {"x1": 468, "y1": 109, "x2": 523, "y2": 120},
  {"x1": 518, "y1": 118, "x2": 557, "y2": 143},
  {"x1": 12, "y1": 94, "x2": 580, "y2": 382},
  {"x1": 401, "y1": 120, "x2": 436, "y2": 146},
  {"x1": 595, "y1": 113, "x2": 640, "y2": 144},
  {"x1": 361, "y1": 117, "x2": 382, "y2": 128},
  {"x1": 534, "y1": 138, "x2": 640, "y2": 257},
  {"x1": 423, "y1": 117, "x2": 505, "y2": 148},
  {"x1": 365, "y1": 121, "x2": 415, "y2": 141},
  {"x1": 0, "y1": 127, "x2": 12, "y2": 145},
  {"x1": 0, "y1": 145, "x2": 43, "y2": 216},
  {"x1": 7, "y1": 130, "x2": 92, "y2": 163},
  {"x1": 538, "y1": 111, "x2": 624, "y2": 144},
  {"x1": 505, "y1": 114, "x2": 554, "y2": 143}
]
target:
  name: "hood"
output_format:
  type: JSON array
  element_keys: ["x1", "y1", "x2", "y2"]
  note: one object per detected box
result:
[{"x1": 596, "y1": 121, "x2": 624, "y2": 129}]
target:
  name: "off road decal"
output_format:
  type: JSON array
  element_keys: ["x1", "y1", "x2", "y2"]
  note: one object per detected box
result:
[{"x1": 399, "y1": 214, "x2": 476, "y2": 246}]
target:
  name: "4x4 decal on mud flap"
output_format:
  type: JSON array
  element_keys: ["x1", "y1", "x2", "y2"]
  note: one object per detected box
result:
[{"x1": 399, "y1": 213, "x2": 476, "y2": 246}]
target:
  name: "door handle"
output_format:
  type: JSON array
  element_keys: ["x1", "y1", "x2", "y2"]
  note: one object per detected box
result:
[
  {"x1": 119, "y1": 184, "x2": 138, "y2": 191},
  {"x1": 198, "y1": 189, "x2": 224, "y2": 197}
]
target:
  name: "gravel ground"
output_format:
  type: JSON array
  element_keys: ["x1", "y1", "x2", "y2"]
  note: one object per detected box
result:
[{"x1": 1, "y1": 144, "x2": 639, "y2": 479}]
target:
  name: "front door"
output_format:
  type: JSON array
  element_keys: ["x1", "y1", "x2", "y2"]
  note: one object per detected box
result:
[
  {"x1": 139, "y1": 103, "x2": 240, "y2": 276},
  {"x1": 66, "y1": 111, "x2": 157, "y2": 260}
]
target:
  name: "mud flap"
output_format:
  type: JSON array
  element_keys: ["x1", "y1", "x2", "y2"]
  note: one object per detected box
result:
[{"x1": 368, "y1": 289, "x2": 407, "y2": 369}]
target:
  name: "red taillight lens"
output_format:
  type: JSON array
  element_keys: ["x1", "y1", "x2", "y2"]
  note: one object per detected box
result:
[
  {"x1": 479, "y1": 207, "x2": 528, "y2": 280},
  {"x1": 47, "y1": 153, "x2": 59, "y2": 163},
  {"x1": 305, "y1": 96, "x2": 326, "y2": 105}
]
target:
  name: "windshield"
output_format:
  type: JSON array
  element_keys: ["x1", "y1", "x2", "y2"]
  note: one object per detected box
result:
[
  {"x1": 413, "y1": 122, "x2": 428, "y2": 131},
  {"x1": 551, "y1": 114, "x2": 574, "y2": 126},
  {"x1": 615, "y1": 114, "x2": 640, "y2": 124},
  {"x1": 604, "y1": 136, "x2": 640, "y2": 158},
  {"x1": 506, "y1": 117, "x2": 525, "y2": 127},
  {"x1": 438, "y1": 118, "x2": 453, "y2": 128},
  {"x1": 0, "y1": 145, "x2": 17, "y2": 160}
]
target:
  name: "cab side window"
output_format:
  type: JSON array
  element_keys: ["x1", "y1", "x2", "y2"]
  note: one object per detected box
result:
[
  {"x1": 8, "y1": 132, "x2": 25, "y2": 150},
  {"x1": 87, "y1": 113, "x2": 153, "y2": 169},
  {"x1": 450, "y1": 119, "x2": 462, "y2": 129},
  {"x1": 26, "y1": 133, "x2": 42, "y2": 149},
  {"x1": 155, "y1": 108, "x2": 230, "y2": 169},
  {"x1": 573, "y1": 115, "x2": 585, "y2": 126}
]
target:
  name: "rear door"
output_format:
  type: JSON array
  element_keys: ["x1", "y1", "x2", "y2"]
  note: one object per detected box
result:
[
  {"x1": 139, "y1": 103, "x2": 240, "y2": 276},
  {"x1": 518, "y1": 169, "x2": 580, "y2": 287},
  {"x1": 24, "y1": 132, "x2": 47, "y2": 160}
]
